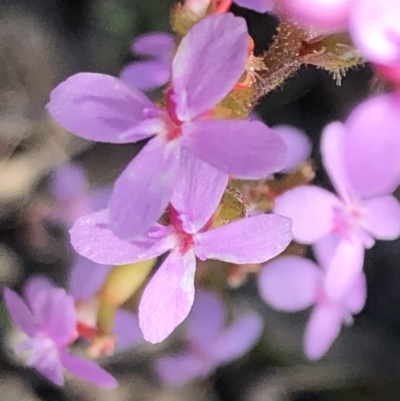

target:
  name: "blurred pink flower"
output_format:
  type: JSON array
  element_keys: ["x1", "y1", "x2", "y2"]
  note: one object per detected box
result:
[
  {"x1": 3, "y1": 283, "x2": 117, "y2": 388},
  {"x1": 156, "y1": 290, "x2": 263, "y2": 385},
  {"x1": 120, "y1": 32, "x2": 174, "y2": 92},
  {"x1": 258, "y1": 255, "x2": 366, "y2": 359}
]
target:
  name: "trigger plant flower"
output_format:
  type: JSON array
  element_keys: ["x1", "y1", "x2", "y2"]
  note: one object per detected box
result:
[
  {"x1": 47, "y1": 13, "x2": 287, "y2": 240},
  {"x1": 3, "y1": 283, "x2": 117, "y2": 388},
  {"x1": 70, "y1": 152, "x2": 293, "y2": 343},
  {"x1": 156, "y1": 290, "x2": 263, "y2": 385}
]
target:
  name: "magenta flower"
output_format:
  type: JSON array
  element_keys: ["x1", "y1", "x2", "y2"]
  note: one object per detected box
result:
[
  {"x1": 234, "y1": 0, "x2": 275, "y2": 13},
  {"x1": 3, "y1": 284, "x2": 117, "y2": 388},
  {"x1": 50, "y1": 163, "x2": 111, "y2": 228},
  {"x1": 274, "y1": 97, "x2": 400, "y2": 300},
  {"x1": 120, "y1": 32, "x2": 174, "y2": 92},
  {"x1": 47, "y1": 13, "x2": 287, "y2": 240},
  {"x1": 258, "y1": 255, "x2": 366, "y2": 360},
  {"x1": 156, "y1": 290, "x2": 263, "y2": 385},
  {"x1": 70, "y1": 152, "x2": 292, "y2": 343}
]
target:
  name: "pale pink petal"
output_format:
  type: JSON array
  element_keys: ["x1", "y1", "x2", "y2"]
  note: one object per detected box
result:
[
  {"x1": 304, "y1": 303, "x2": 343, "y2": 360},
  {"x1": 318, "y1": 235, "x2": 365, "y2": 301},
  {"x1": 3, "y1": 288, "x2": 38, "y2": 336},
  {"x1": 321, "y1": 122, "x2": 354, "y2": 200},
  {"x1": 139, "y1": 250, "x2": 197, "y2": 343},
  {"x1": 342, "y1": 273, "x2": 367, "y2": 314},
  {"x1": 68, "y1": 256, "x2": 112, "y2": 299},
  {"x1": 156, "y1": 353, "x2": 211, "y2": 385},
  {"x1": 32, "y1": 350, "x2": 64, "y2": 386},
  {"x1": 131, "y1": 32, "x2": 174, "y2": 58},
  {"x1": 60, "y1": 351, "x2": 117, "y2": 388},
  {"x1": 172, "y1": 13, "x2": 248, "y2": 121},
  {"x1": 275, "y1": 125, "x2": 311, "y2": 173},
  {"x1": 274, "y1": 186, "x2": 339, "y2": 244},
  {"x1": 171, "y1": 149, "x2": 228, "y2": 233},
  {"x1": 195, "y1": 214, "x2": 292, "y2": 264},
  {"x1": 344, "y1": 93, "x2": 400, "y2": 198},
  {"x1": 211, "y1": 313, "x2": 263, "y2": 364},
  {"x1": 120, "y1": 61, "x2": 171, "y2": 92},
  {"x1": 109, "y1": 136, "x2": 181, "y2": 239},
  {"x1": 258, "y1": 256, "x2": 322, "y2": 312},
  {"x1": 362, "y1": 195, "x2": 400, "y2": 240},
  {"x1": 47, "y1": 73, "x2": 159, "y2": 143},
  {"x1": 183, "y1": 120, "x2": 286, "y2": 179},
  {"x1": 234, "y1": 0, "x2": 275, "y2": 13},
  {"x1": 186, "y1": 290, "x2": 225, "y2": 349},
  {"x1": 114, "y1": 311, "x2": 143, "y2": 349},
  {"x1": 70, "y1": 210, "x2": 173, "y2": 265}
]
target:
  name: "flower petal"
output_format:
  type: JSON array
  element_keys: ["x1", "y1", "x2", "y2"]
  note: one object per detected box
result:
[
  {"x1": 3, "y1": 288, "x2": 38, "y2": 336},
  {"x1": 211, "y1": 312, "x2": 263, "y2": 364},
  {"x1": 47, "y1": 73, "x2": 159, "y2": 143},
  {"x1": 342, "y1": 273, "x2": 367, "y2": 314},
  {"x1": 183, "y1": 120, "x2": 286, "y2": 179},
  {"x1": 120, "y1": 60, "x2": 171, "y2": 92},
  {"x1": 51, "y1": 164, "x2": 88, "y2": 202},
  {"x1": 172, "y1": 13, "x2": 248, "y2": 121},
  {"x1": 234, "y1": 0, "x2": 275, "y2": 13},
  {"x1": 139, "y1": 250, "x2": 196, "y2": 343},
  {"x1": 31, "y1": 348, "x2": 65, "y2": 386},
  {"x1": 317, "y1": 235, "x2": 365, "y2": 301},
  {"x1": 60, "y1": 351, "x2": 117, "y2": 388},
  {"x1": 274, "y1": 186, "x2": 339, "y2": 244},
  {"x1": 68, "y1": 256, "x2": 112, "y2": 299},
  {"x1": 362, "y1": 195, "x2": 400, "y2": 240},
  {"x1": 109, "y1": 136, "x2": 181, "y2": 239},
  {"x1": 156, "y1": 353, "x2": 211, "y2": 386},
  {"x1": 195, "y1": 214, "x2": 292, "y2": 264},
  {"x1": 114, "y1": 310, "x2": 143, "y2": 349},
  {"x1": 258, "y1": 256, "x2": 322, "y2": 312},
  {"x1": 171, "y1": 149, "x2": 228, "y2": 232},
  {"x1": 131, "y1": 32, "x2": 175, "y2": 58},
  {"x1": 70, "y1": 210, "x2": 173, "y2": 265},
  {"x1": 304, "y1": 303, "x2": 343, "y2": 360},
  {"x1": 23, "y1": 277, "x2": 54, "y2": 309},
  {"x1": 186, "y1": 290, "x2": 225, "y2": 349},
  {"x1": 321, "y1": 122, "x2": 354, "y2": 200},
  {"x1": 344, "y1": 93, "x2": 400, "y2": 198}
]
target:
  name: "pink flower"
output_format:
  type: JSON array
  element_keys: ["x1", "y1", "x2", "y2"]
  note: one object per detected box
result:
[
  {"x1": 70, "y1": 152, "x2": 292, "y2": 343},
  {"x1": 234, "y1": 0, "x2": 275, "y2": 13},
  {"x1": 3, "y1": 283, "x2": 117, "y2": 388},
  {"x1": 156, "y1": 290, "x2": 263, "y2": 385},
  {"x1": 274, "y1": 95, "x2": 400, "y2": 299},
  {"x1": 258, "y1": 255, "x2": 366, "y2": 359},
  {"x1": 120, "y1": 32, "x2": 174, "y2": 92},
  {"x1": 47, "y1": 13, "x2": 286, "y2": 240}
]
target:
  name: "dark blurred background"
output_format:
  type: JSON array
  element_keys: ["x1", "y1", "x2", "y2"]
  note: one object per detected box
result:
[{"x1": 0, "y1": 1, "x2": 400, "y2": 400}]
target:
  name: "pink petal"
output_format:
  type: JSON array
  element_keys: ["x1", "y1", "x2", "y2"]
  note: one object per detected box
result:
[
  {"x1": 32, "y1": 349, "x2": 65, "y2": 386},
  {"x1": 139, "y1": 250, "x2": 197, "y2": 343},
  {"x1": 321, "y1": 122, "x2": 354, "y2": 200},
  {"x1": 172, "y1": 13, "x2": 248, "y2": 121},
  {"x1": 109, "y1": 136, "x2": 181, "y2": 239},
  {"x1": 120, "y1": 60, "x2": 171, "y2": 92},
  {"x1": 304, "y1": 303, "x2": 343, "y2": 360},
  {"x1": 156, "y1": 353, "x2": 211, "y2": 386},
  {"x1": 234, "y1": 0, "x2": 275, "y2": 13},
  {"x1": 186, "y1": 290, "x2": 225, "y2": 349},
  {"x1": 211, "y1": 313, "x2": 263, "y2": 364},
  {"x1": 23, "y1": 276, "x2": 54, "y2": 308},
  {"x1": 183, "y1": 120, "x2": 286, "y2": 179},
  {"x1": 258, "y1": 256, "x2": 322, "y2": 312},
  {"x1": 3, "y1": 288, "x2": 38, "y2": 336},
  {"x1": 60, "y1": 351, "x2": 117, "y2": 388},
  {"x1": 70, "y1": 210, "x2": 173, "y2": 265},
  {"x1": 274, "y1": 186, "x2": 339, "y2": 244},
  {"x1": 362, "y1": 195, "x2": 400, "y2": 240},
  {"x1": 195, "y1": 214, "x2": 292, "y2": 264},
  {"x1": 68, "y1": 256, "x2": 112, "y2": 299},
  {"x1": 342, "y1": 273, "x2": 367, "y2": 314},
  {"x1": 344, "y1": 93, "x2": 400, "y2": 198},
  {"x1": 317, "y1": 235, "x2": 365, "y2": 301},
  {"x1": 47, "y1": 73, "x2": 159, "y2": 143},
  {"x1": 51, "y1": 164, "x2": 88, "y2": 202},
  {"x1": 131, "y1": 32, "x2": 175, "y2": 58},
  {"x1": 114, "y1": 310, "x2": 143, "y2": 349},
  {"x1": 171, "y1": 149, "x2": 228, "y2": 233},
  {"x1": 275, "y1": 125, "x2": 311, "y2": 173}
]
